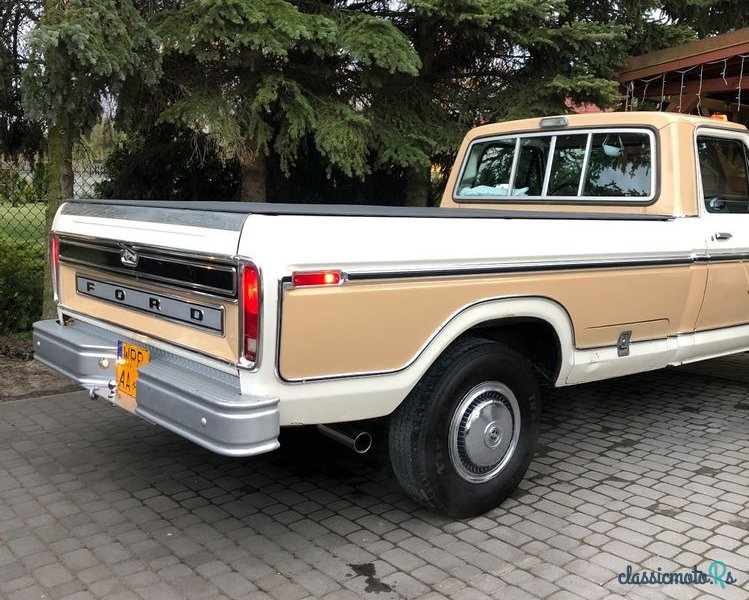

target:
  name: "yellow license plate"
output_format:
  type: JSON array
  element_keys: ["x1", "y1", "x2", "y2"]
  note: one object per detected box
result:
[{"x1": 116, "y1": 342, "x2": 150, "y2": 399}]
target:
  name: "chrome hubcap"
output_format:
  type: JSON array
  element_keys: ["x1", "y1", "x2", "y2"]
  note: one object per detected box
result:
[{"x1": 449, "y1": 382, "x2": 521, "y2": 483}]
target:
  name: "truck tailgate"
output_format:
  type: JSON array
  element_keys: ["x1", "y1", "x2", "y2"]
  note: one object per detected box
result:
[{"x1": 52, "y1": 202, "x2": 249, "y2": 364}]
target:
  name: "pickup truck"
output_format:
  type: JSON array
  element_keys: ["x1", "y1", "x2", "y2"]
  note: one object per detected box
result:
[{"x1": 33, "y1": 111, "x2": 749, "y2": 517}]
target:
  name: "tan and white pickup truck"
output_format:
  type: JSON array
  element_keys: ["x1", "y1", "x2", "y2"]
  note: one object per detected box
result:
[{"x1": 34, "y1": 111, "x2": 749, "y2": 517}]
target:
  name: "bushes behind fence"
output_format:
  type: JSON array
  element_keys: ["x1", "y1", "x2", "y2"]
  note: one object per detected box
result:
[
  {"x1": 0, "y1": 163, "x2": 48, "y2": 206},
  {"x1": 0, "y1": 240, "x2": 44, "y2": 334}
]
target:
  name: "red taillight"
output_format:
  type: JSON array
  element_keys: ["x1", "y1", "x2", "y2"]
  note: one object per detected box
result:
[
  {"x1": 50, "y1": 234, "x2": 60, "y2": 300},
  {"x1": 292, "y1": 270, "x2": 344, "y2": 287},
  {"x1": 241, "y1": 263, "x2": 260, "y2": 363}
]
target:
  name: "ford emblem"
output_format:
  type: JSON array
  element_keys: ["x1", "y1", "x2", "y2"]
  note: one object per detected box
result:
[{"x1": 120, "y1": 246, "x2": 139, "y2": 267}]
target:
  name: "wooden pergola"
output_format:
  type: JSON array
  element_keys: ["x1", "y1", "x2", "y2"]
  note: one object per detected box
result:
[{"x1": 617, "y1": 28, "x2": 749, "y2": 121}]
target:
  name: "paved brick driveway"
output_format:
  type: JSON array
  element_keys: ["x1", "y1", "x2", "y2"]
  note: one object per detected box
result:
[{"x1": 1, "y1": 359, "x2": 748, "y2": 600}]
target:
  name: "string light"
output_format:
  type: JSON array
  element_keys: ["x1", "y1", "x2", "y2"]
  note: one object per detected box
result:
[
  {"x1": 630, "y1": 82, "x2": 635, "y2": 110},
  {"x1": 677, "y1": 69, "x2": 687, "y2": 112},
  {"x1": 639, "y1": 75, "x2": 661, "y2": 106},
  {"x1": 673, "y1": 66, "x2": 697, "y2": 113},
  {"x1": 737, "y1": 55, "x2": 748, "y2": 112},
  {"x1": 660, "y1": 73, "x2": 666, "y2": 110}
]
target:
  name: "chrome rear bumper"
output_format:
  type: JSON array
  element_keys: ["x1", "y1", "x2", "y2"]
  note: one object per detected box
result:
[{"x1": 32, "y1": 319, "x2": 280, "y2": 457}]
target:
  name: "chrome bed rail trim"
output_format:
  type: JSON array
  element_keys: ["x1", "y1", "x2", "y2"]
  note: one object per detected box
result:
[{"x1": 60, "y1": 202, "x2": 248, "y2": 230}]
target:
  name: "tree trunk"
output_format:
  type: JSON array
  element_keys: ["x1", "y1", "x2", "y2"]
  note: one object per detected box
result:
[
  {"x1": 400, "y1": 15, "x2": 436, "y2": 209},
  {"x1": 239, "y1": 141, "x2": 267, "y2": 202},
  {"x1": 42, "y1": 115, "x2": 74, "y2": 318},
  {"x1": 402, "y1": 165, "x2": 431, "y2": 207}
]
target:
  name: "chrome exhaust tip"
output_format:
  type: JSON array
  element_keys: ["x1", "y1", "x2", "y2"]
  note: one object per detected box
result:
[{"x1": 317, "y1": 424, "x2": 373, "y2": 454}]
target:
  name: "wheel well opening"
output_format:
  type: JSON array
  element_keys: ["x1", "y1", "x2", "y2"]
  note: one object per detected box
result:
[{"x1": 461, "y1": 318, "x2": 561, "y2": 384}]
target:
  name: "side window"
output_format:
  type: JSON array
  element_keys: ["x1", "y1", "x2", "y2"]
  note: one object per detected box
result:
[
  {"x1": 697, "y1": 137, "x2": 749, "y2": 214},
  {"x1": 548, "y1": 134, "x2": 588, "y2": 196},
  {"x1": 583, "y1": 132, "x2": 651, "y2": 197}
]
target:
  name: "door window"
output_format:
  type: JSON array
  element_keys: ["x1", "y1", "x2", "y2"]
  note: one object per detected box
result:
[{"x1": 697, "y1": 136, "x2": 749, "y2": 214}]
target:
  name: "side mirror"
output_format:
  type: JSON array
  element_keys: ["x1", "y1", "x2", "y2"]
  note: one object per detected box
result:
[{"x1": 708, "y1": 196, "x2": 727, "y2": 212}]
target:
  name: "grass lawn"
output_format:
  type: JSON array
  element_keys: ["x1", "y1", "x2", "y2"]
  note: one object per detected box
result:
[
  {"x1": 0, "y1": 203, "x2": 47, "y2": 264},
  {"x1": 0, "y1": 202, "x2": 46, "y2": 241}
]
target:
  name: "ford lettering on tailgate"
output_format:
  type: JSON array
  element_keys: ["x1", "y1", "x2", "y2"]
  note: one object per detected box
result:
[{"x1": 76, "y1": 275, "x2": 223, "y2": 333}]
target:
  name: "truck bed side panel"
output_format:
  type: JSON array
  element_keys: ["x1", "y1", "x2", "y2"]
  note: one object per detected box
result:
[{"x1": 279, "y1": 263, "x2": 706, "y2": 381}]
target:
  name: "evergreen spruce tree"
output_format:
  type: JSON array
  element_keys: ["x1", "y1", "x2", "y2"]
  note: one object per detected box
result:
[
  {"x1": 1, "y1": 0, "x2": 44, "y2": 159},
  {"x1": 22, "y1": 0, "x2": 159, "y2": 316},
  {"x1": 150, "y1": 0, "x2": 420, "y2": 201},
  {"x1": 661, "y1": 0, "x2": 749, "y2": 37},
  {"x1": 361, "y1": 0, "x2": 636, "y2": 205}
]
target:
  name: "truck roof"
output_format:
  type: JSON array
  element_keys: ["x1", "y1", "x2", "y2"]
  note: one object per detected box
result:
[{"x1": 468, "y1": 111, "x2": 747, "y2": 139}]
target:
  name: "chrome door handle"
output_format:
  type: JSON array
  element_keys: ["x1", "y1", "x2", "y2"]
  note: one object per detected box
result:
[{"x1": 714, "y1": 232, "x2": 733, "y2": 240}]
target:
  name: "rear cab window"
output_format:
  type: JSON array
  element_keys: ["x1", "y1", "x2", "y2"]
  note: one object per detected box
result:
[{"x1": 455, "y1": 128, "x2": 655, "y2": 203}]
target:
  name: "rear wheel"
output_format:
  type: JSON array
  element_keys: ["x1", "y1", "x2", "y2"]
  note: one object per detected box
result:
[{"x1": 388, "y1": 337, "x2": 540, "y2": 518}]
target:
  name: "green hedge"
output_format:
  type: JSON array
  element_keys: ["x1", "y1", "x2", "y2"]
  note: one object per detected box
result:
[
  {"x1": 0, "y1": 163, "x2": 48, "y2": 206},
  {"x1": 0, "y1": 240, "x2": 44, "y2": 334}
]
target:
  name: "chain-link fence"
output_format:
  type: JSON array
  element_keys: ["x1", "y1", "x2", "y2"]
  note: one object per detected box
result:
[{"x1": 0, "y1": 161, "x2": 104, "y2": 335}]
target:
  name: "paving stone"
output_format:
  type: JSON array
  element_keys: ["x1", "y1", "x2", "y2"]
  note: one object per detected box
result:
[
  {"x1": 715, "y1": 524, "x2": 749, "y2": 541},
  {"x1": 93, "y1": 542, "x2": 131, "y2": 565},
  {"x1": 706, "y1": 534, "x2": 742, "y2": 552},
  {"x1": 376, "y1": 539, "x2": 423, "y2": 563},
  {"x1": 47, "y1": 579, "x2": 86, "y2": 599},
  {"x1": 645, "y1": 541, "x2": 681, "y2": 559},
  {"x1": 556, "y1": 573, "x2": 609, "y2": 600},
  {"x1": 138, "y1": 582, "x2": 186, "y2": 600},
  {"x1": 60, "y1": 547, "x2": 99, "y2": 571},
  {"x1": 291, "y1": 570, "x2": 339, "y2": 597},
  {"x1": 493, "y1": 587, "x2": 540, "y2": 600},
  {"x1": 8, "y1": 586, "x2": 49, "y2": 600},
  {"x1": 451, "y1": 587, "x2": 493, "y2": 600},
  {"x1": 1, "y1": 360, "x2": 747, "y2": 600},
  {"x1": 32, "y1": 562, "x2": 74, "y2": 587},
  {"x1": 89, "y1": 575, "x2": 126, "y2": 596},
  {"x1": 608, "y1": 526, "x2": 655, "y2": 548},
  {"x1": 122, "y1": 569, "x2": 160, "y2": 590}
]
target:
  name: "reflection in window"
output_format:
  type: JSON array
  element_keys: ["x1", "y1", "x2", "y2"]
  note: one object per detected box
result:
[
  {"x1": 697, "y1": 137, "x2": 749, "y2": 214},
  {"x1": 548, "y1": 135, "x2": 587, "y2": 196},
  {"x1": 515, "y1": 137, "x2": 552, "y2": 196},
  {"x1": 455, "y1": 129, "x2": 653, "y2": 201},
  {"x1": 458, "y1": 139, "x2": 518, "y2": 197},
  {"x1": 583, "y1": 132, "x2": 651, "y2": 197},
  {"x1": 457, "y1": 137, "x2": 550, "y2": 197}
]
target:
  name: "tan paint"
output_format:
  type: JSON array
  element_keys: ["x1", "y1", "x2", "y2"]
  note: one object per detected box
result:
[
  {"x1": 58, "y1": 264, "x2": 240, "y2": 363},
  {"x1": 440, "y1": 112, "x2": 743, "y2": 216},
  {"x1": 662, "y1": 121, "x2": 700, "y2": 216},
  {"x1": 279, "y1": 264, "x2": 708, "y2": 380},
  {"x1": 584, "y1": 319, "x2": 670, "y2": 343},
  {"x1": 695, "y1": 261, "x2": 749, "y2": 331}
]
